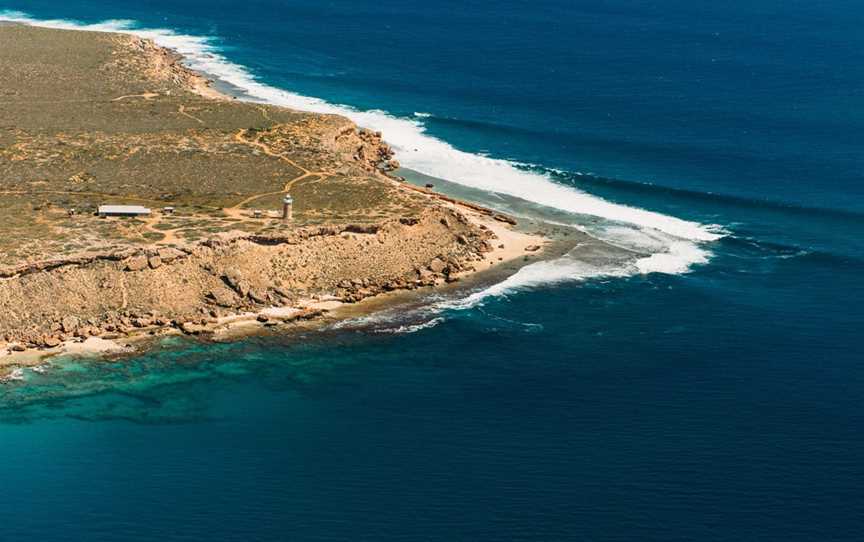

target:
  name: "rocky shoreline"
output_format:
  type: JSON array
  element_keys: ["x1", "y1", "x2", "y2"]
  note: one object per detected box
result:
[
  {"x1": 1, "y1": 202, "x2": 548, "y2": 380},
  {"x1": 0, "y1": 24, "x2": 551, "y2": 380}
]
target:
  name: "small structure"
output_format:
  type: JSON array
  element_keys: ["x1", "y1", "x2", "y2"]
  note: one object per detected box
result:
[
  {"x1": 282, "y1": 195, "x2": 294, "y2": 222},
  {"x1": 253, "y1": 210, "x2": 263, "y2": 219},
  {"x1": 97, "y1": 205, "x2": 151, "y2": 217},
  {"x1": 162, "y1": 206, "x2": 175, "y2": 215}
]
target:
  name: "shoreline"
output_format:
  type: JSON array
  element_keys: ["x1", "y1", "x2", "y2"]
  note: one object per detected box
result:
[
  {"x1": 1, "y1": 210, "x2": 560, "y2": 380},
  {"x1": 0, "y1": 19, "x2": 712, "y2": 385},
  {"x1": 1, "y1": 217, "x2": 553, "y2": 381},
  {"x1": 0, "y1": 22, "x2": 561, "y2": 381},
  {"x1": 0, "y1": 23, "x2": 552, "y2": 382}
]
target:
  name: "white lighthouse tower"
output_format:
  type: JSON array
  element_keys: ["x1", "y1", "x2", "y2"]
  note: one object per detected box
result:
[{"x1": 282, "y1": 194, "x2": 294, "y2": 222}]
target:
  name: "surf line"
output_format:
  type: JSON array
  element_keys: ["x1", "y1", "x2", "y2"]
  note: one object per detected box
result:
[{"x1": 1, "y1": 10, "x2": 724, "y2": 289}]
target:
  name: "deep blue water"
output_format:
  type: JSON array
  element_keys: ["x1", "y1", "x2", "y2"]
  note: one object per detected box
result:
[{"x1": 2, "y1": 1, "x2": 864, "y2": 540}]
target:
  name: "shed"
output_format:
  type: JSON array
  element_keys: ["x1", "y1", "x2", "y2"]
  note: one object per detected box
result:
[{"x1": 97, "y1": 205, "x2": 152, "y2": 217}]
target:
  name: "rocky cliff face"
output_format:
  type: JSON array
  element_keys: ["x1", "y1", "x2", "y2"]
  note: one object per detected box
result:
[{"x1": 0, "y1": 207, "x2": 494, "y2": 348}]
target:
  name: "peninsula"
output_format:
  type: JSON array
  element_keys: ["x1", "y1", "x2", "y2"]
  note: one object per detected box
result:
[{"x1": 0, "y1": 24, "x2": 546, "y2": 375}]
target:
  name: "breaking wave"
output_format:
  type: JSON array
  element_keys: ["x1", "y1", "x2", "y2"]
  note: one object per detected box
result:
[
  {"x1": 372, "y1": 317, "x2": 446, "y2": 335},
  {"x1": 1, "y1": 10, "x2": 725, "y2": 306}
]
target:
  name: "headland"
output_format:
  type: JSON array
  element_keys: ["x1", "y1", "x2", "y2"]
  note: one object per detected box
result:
[{"x1": 0, "y1": 24, "x2": 554, "y2": 378}]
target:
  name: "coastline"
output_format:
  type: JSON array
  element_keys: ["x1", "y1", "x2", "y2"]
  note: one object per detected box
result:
[
  {"x1": 0, "y1": 209, "x2": 558, "y2": 380},
  {"x1": 0, "y1": 23, "x2": 556, "y2": 381},
  {"x1": 1, "y1": 204, "x2": 557, "y2": 376},
  {"x1": 1, "y1": 7, "x2": 859, "y2": 542}
]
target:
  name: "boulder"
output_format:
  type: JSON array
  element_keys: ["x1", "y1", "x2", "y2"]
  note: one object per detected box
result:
[
  {"x1": 207, "y1": 288, "x2": 238, "y2": 308},
  {"x1": 272, "y1": 287, "x2": 292, "y2": 299},
  {"x1": 132, "y1": 317, "x2": 153, "y2": 328},
  {"x1": 223, "y1": 269, "x2": 243, "y2": 289},
  {"x1": 428, "y1": 257, "x2": 446, "y2": 274},
  {"x1": 148, "y1": 256, "x2": 163, "y2": 269},
  {"x1": 124, "y1": 255, "x2": 148, "y2": 271},
  {"x1": 61, "y1": 316, "x2": 79, "y2": 334},
  {"x1": 222, "y1": 270, "x2": 250, "y2": 297},
  {"x1": 247, "y1": 289, "x2": 268, "y2": 305},
  {"x1": 180, "y1": 322, "x2": 204, "y2": 335}
]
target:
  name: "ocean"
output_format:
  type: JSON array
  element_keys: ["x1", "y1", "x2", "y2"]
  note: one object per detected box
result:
[{"x1": 1, "y1": 1, "x2": 863, "y2": 540}]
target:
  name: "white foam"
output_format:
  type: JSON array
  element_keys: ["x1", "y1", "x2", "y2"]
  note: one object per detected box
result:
[
  {"x1": 438, "y1": 256, "x2": 623, "y2": 312},
  {"x1": 373, "y1": 317, "x2": 445, "y2": 334},
  {"x1": 436, "y1": 238, "x2": 711, "y2": 312},
  {"x1": 1, "y1": 11, "x2": 724, "y2": 303},
  {"x1": 634, "y1": 241, "x2": 711, "y2": 274}
]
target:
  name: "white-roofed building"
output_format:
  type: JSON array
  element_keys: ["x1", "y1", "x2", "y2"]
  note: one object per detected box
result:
[{"x1": 97, "y1": 205, "x2": 152, "y2": 217}]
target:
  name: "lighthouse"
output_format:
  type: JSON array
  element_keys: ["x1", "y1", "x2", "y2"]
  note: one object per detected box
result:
[{"x1": 282, "y1": 194, "x2": 294, "y2": 222}]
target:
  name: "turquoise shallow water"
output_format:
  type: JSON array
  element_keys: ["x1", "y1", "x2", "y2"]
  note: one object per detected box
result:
[
  {"x1": 2, "y1": 267, "x2": 862, "y2": 541},
  {"x1": 1, "y1": 1, "x2": 864, "y2": 540}
]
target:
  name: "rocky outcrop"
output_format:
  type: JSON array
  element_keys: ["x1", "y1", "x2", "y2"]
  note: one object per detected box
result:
[
  {"x1": 355, "y1": 128, "x2": 400, "y2": 172},
  {"x1": 0, "y1": 247, "x2": 193, "y2": 281},
  {"x1": 0, "y1": 206, "x2": 494, "y2": 347},
  {"x1": 124, "y1": 255, "x2": 148, "y2": 272}
]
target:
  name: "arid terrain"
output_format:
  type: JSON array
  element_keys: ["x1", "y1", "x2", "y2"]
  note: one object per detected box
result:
[{"x1": 0, "y1": 24, "x2": 547, "y2": 374}]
